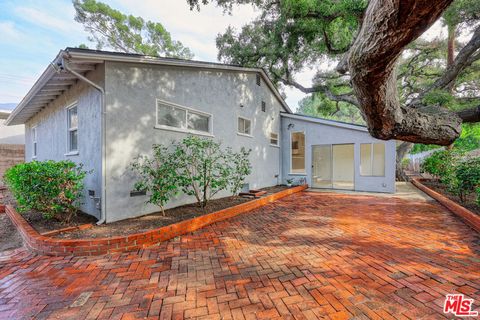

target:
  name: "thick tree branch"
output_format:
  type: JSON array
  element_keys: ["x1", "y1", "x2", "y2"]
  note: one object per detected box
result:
[
  {"x1": 457, "y1": 105, "x2": 480, "y2": 123},
  {"x1": 413, "y1": 25, "x2": 480, "y2": 103},
  {"x1": 273, "y1": 71, "x2": 359, "y2": 107},
  {"x1": 344, "y1": 0, "x2": 462, "y2": 145}
]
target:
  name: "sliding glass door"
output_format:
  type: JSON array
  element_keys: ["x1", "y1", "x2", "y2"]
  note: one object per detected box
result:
[{"x1": 312, "y1": 144, "x2": 354, "y2": 190}]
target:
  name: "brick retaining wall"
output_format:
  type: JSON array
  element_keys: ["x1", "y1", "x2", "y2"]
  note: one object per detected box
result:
[
  {"x1": 411, "y1": 178, "x2": 480, "y2": 232},
  {"x1": 3, "y1": 185, "x2": 308, "y2": 256}
]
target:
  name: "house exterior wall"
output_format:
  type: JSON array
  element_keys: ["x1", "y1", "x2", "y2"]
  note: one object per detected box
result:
[
  {"x1": 24, "y1": 66, "x2": 104, "y2": 218},
  {"x1": 281, "y1": 115, "x2": 396, "y2": 193},
  {"x1": 104, "y1": 61, "x2": 284, "y2": 222}
]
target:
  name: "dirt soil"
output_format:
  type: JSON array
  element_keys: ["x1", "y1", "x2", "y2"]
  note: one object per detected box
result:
[
  {"x1": 55, "y1": 185, "x2": 290, "y2": 239},
  {"x1": 0, "y1": 214, "x2": 23, "y2": 252},
  {"x1": 422, "y1": 180, "x2": 480, "y2": 216},
  {"x1": 21, "y1": 210, "x2": 98, "y2": 234}
]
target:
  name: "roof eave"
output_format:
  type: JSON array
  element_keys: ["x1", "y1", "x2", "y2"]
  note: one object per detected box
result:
[{"x1": 5, "y1": 50, "x2": 64, "y2": 126}]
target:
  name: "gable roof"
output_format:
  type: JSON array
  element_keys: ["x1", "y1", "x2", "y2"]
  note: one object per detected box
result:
[
  {"x1": 6, "y1": 48, "x2": 292, "y2": 126},
  {"x1": 280, "y1": 112, "x2": 368, "y2": 132}
]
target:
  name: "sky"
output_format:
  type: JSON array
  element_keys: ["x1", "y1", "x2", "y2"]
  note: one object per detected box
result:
[
  {"x1": 0, "y1": 0, "x2": 313, "y2": 111},
  {"x1": 0, "y1": 0, "x2": 449, "y2": 111}
]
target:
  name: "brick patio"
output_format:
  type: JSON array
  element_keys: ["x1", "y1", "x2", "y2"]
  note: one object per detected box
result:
[{"x1": 0, "y1": 192, "x2": 479, "y2": 319}]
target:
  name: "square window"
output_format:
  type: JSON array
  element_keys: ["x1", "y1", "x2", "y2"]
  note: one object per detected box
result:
[{"x1": 238, "y1": 117, "x2": 251, "y2": 135}]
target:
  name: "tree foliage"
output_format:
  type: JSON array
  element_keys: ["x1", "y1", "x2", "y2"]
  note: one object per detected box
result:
[
  {"x1": 73, "y1": 0, "x2": 194, "y2": 59},
  {"x1": 188, "y1": 0, "x2": 480, "y2": 146},
  {"x1": 130, "y1": 136, "x2": 252, "y2": 212},
  {"x1": 4, "y1": 160, "x2": 88, "y2": 223},
  {"x1": 130, "y1": 143, "x2": 179, "y2": 215},
  {"x1": 173, "y1": 136, "x2": 251, "y2": 209}
]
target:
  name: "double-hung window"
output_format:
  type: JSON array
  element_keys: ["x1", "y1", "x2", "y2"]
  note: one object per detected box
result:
[
  {"x1": 270, "y1": 132, "x2": 279, "y2": 146},
  {"x1": 32, "y1": 126, "x2": 37, "y2": 158},
  {"x1": 156, "y1": 100, "x2": 212, "y2": 135},
  {"x1": 67, "y1": 105, "x2": 78, "y2": 153},
  {"x1": 237, "y1": 117, "x2": 252, "y2": 136},
  {"x1": 360, "y1": 143, "x2": 385, "y2": 176}
]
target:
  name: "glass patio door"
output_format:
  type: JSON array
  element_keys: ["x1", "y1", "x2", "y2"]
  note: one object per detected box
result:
[
  {"x1": 332, "y1": 144, "x2": 354, "y2": 190},
  {"x1": 312, "y1": 144, "x2": 354, "y2": 190},
  {"x1": 312, "y1": 145, "x2": 332, "y2": 188}
]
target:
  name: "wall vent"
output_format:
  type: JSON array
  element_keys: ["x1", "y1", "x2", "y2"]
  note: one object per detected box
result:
[{"x1": 130, "y1": 190, "x2": 146, "y2": 197}]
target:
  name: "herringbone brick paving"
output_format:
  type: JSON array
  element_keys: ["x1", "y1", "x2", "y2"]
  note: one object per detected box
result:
[{"x1": 0, "y1": 192, "x2": 479, "y2": 319}]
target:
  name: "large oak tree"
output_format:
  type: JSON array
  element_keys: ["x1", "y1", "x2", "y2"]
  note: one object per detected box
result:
[{"x1": 187, "y1": 0, "x2": 480, "y2": 146}]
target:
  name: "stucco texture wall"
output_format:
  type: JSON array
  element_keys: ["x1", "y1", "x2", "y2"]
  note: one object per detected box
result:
[
  {"x1": 281, "y1": 116, "x2": 396, "y2": 193},
  {"x1": 24, "y1": 66, "x2": 104, "y2": 218},
  {"x1": 104, "y1": 62, "x2": 284, "y2": 222}
]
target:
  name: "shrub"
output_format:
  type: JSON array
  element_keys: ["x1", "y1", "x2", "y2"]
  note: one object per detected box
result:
[
  {"x1": 453, "y1": 157, "x2": 480, "y2": 203},
  {"x1": 420, "y1": 150, "x2": 459, "y2": 184},
  {"x1": 3, "y1": 160, "x2": 88, "y2": 223},
  {"x1": 227, "y1": 147, "x2": 252, "y2": 196},
  {"x1": 131, "y1": 136, "x2": 252, "y2": 211},
  {"x1": 130, "y1": 143, "x2": 178, "y2": 215},
  {"x1": 174, "y1": 136, "x2": 232, "y2": 209}
]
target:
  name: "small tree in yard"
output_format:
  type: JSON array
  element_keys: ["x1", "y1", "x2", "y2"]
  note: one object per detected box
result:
[
  {"x1": 4, "y1": 160, "x2": 88, "y2": 223},
  {"x1": 174, "y1": 136, "x2": 230, "y2": 210},
  {"x1": 173, "y1": 136, "x2": 252, "y2": 209},
  {"x1": 130, "y1": 144, "x2": 178, "y2": 216},
  {"x1": 228, "y1": 147, "x2": 252, "y2": 196}
]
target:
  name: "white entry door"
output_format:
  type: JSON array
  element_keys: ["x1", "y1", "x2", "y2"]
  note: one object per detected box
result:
[{"x1": 312, "y1": 144, "x2": 354, "y2": 190}]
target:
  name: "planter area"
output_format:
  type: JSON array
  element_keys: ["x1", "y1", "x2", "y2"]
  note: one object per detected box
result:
[
  {"x1": 411, "y1": 178, "x2": 480, "y2": 232},
  {"x1": 2, "y1": 185, "x2": 307, "y2": 256}
]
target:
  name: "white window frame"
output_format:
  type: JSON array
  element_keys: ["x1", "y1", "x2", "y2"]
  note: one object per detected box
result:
[
  {"x1": 237, "y1": 116, "x2": 252, "y2": 137},
  {"x1": 32, "y1": 126, "x2": 37, "y2": 159},
  {"x1": 155, "y1": 99, "x2": 213, "y2": 136},
  {"x1": 66, "y1": 103, "x2": 79, "y2": 155},
  {"x1": 270, "y1": 132, "x2": 279, "y2": 147},
  {"x1": 290, "y1": 131, "x2": 306, "y2": 175},
  {"x1": 360, "y1": 143, "x2": 386, "y2": 177}
]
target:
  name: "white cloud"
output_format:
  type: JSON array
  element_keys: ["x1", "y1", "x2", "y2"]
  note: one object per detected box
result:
[
  {"x1": 0, "y1": 21, "x2": 23, "y2": 42},
  {"x1": 14, "y1": 4, "x2": 83, "y2": 37}
]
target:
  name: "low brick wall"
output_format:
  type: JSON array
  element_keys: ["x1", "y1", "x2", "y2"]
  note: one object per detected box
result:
[
  {"x1": 3, "y1": 185, "x2": 307, "y2": 256},
  {"x1": 411, "y1": 178, "x2": 480, "y2": 232},
  {"x1": 0, "y1": 144, "x2": 24, "y2": 186}
]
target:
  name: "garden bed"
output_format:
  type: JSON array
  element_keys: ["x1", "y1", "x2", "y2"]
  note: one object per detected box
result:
[
  {"x1": 3, "y1": 184, "x2": 306, "y2": 256},
  {"x1": 411, "y1": 178, "x2": 480, "y2": 232},
  {"x1": 422, "y1": 180, "x2": 480, "y2": 216},
  {"x1": 55, "y1": 185, "x2": 289, "y2": 239}
]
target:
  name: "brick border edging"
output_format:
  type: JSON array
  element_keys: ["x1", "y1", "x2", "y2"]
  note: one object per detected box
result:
[
  {"x1": 411, "y1": 178, "x2": 480, "y2": 232},
  {"x1": 2, "y1": 185, "x2": 308, "y2": 256}
]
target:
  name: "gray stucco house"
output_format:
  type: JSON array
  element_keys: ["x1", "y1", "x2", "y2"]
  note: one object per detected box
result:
[{"x1": 6, "y1": 48, "x2": 396, "y2": 223}]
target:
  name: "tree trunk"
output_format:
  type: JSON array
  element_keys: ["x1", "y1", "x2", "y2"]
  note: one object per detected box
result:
[
  {"x1": 446, "y1": 23, "x2": 456, "y2": 92},
  {"x1": 396, "y1": 142, "x2": 413, "y2": 181},
  {"x1": 342, "y1": 0, "x2": 462, "y2": 145}
]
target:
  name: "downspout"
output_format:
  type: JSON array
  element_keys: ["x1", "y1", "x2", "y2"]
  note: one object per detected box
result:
[{"x1": 61, "y1": 56, "x2": 107, "y2": 225}]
